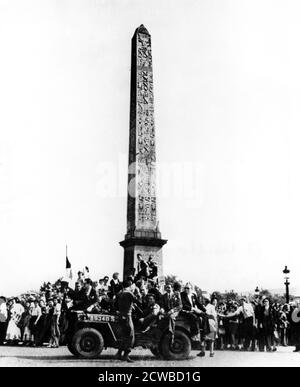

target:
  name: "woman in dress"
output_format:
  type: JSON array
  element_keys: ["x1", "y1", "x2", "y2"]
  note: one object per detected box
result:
[{"x1": 6, "y1": 298, "x2": 24, "y2": 344}]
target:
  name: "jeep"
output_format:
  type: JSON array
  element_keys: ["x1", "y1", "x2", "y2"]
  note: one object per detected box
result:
[{"x1": 66, "y1": 310, "x2": 201, "y2": 360}]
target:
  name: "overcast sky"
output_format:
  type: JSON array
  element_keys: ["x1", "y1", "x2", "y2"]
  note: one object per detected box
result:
[{"x1": 0, "y1": 0, "x2": 300, "y2": 296}]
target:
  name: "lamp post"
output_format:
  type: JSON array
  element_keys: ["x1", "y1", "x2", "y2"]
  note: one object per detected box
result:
[{"x1": 283, "y1": 266, "x2": 290, "y2": 304}]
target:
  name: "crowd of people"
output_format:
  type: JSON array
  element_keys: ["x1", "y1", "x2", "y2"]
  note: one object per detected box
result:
[
  {"x1": 0, "y1": 294, "x2": 62, "y2": 348},
  {"x1": 211, "y1": 297, "x2": 298, "y2": 353},
  {"x1": 0, "y1": 264, "x2": 299, "y2": 362}
]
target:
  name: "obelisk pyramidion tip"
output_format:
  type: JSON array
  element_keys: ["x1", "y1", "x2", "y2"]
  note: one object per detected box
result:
[{"x1": 135, "y1": 24, "x2": 150, "y2": 35}]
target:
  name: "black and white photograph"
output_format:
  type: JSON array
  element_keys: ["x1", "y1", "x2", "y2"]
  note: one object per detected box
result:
[{"x1": 0, "y1": 0, "x2": 300, "y2": 375}]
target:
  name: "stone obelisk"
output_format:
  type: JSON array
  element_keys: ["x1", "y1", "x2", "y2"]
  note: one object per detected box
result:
[{"x1": 120, "y1": 25, "x2": 167, "y2": 282}]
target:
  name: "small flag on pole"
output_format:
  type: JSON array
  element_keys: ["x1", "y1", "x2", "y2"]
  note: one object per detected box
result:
[
  {"x1": 65, "y1": 245, "x2": 73, "y2": 280},
  {"x1": 66, "y1": 256, "x2": 71, "y2": 269}
]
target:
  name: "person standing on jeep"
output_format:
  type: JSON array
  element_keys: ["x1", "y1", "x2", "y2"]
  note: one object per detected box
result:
[{"x1": 115, "y1": 279, "x2": 138, "y2": 363}]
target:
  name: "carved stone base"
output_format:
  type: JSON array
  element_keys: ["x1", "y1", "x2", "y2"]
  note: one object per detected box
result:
[{"x1": 119, "y1": 236, "x2": 167, "y2": 281}]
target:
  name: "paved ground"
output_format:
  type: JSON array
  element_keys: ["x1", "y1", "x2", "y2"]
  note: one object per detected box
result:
[{"x1": 0, "y1": 345, "x2": 299, "y2": 367}]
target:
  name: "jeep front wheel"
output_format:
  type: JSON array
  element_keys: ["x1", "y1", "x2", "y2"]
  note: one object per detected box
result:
[
  {"x1": 71, "y1": 328, "x2": 104, "y2": 359},
  {"x1": 160, "y1": 330, "x2": 191, "y2": 360}
]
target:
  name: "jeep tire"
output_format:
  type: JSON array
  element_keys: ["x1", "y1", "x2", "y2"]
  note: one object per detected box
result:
[
  {"x1": 71, "y1": 328, "x2": 104, "y2": 359},
  {"x1": 160, "y1": 330, "x2": 191, "y2": 360}
]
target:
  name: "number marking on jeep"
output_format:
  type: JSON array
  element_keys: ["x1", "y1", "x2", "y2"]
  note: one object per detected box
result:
[{"x1": 85, "y1": 314, "x2": 117, "y2": 323}]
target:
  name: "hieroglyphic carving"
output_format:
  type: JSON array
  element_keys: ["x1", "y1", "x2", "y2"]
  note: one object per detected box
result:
[{"x1": 136, "y1": 31, "x2": 156, "y2": 227}]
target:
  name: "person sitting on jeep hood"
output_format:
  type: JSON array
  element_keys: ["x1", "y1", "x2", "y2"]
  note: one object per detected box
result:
[{"x1": 139, "y1": 294, "x2": 160, "y2": 333}]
